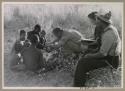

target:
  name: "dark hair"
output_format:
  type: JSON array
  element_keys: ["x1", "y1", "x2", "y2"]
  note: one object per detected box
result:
[
  {"x1": 34, "y1": 24, "x2": 41, "y2": 31},
  {"x1": 30, "y1": 34, "x2": 39, "y2": 44},
  {"x1": 88, "y1": 12, "x2": 98, "y2": 20},
  {"x1": 52, "y1": 28, "x2": 63, "y2": 35},
  {"x1": 20, "y1": 30, "x2": 26, "y2": 35}
]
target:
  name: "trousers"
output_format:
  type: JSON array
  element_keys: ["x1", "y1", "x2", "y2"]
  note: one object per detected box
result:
[{"x1": 73, "y1": 55, "x2": 119, "y2": 87}]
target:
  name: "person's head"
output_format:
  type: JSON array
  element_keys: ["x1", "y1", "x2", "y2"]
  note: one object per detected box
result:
[
  {"x1": 41, "y1": 30, "x2": 46, "y2": 37},
  {"x1": 52, "y1": 28, "x2": 63, "y2": 39},
  {"x1": 96, "y1": 11, "x2": 112, "y2": 28},
  {"x1": 88, "y1": 11, "x2": 98, "y2": 25},
  {"x1": 30, "y1": 34, "x2": 39, "y2": 46},
  {"x1": 20, "y1": 30, "x2": 26, "y2": 41},
  {"x1": 34, "y1": 24, "x2": 41, "y2": 33}
]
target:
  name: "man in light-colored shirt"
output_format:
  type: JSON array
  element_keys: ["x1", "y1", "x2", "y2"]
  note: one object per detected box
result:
[{"x1": 74, "y1": 11, "x2": 121, "y2": 87}]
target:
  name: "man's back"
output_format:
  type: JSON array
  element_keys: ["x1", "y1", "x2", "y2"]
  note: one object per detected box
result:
[
  {"x1": 62, "y1": 29, "x2": 85, "y2": 53},
  {"x1": 22, "y1": 46, "x2": 43, "y2": 71},
  {"x1": 64, "y1": 29, "x2": 83, "y2": 41}
]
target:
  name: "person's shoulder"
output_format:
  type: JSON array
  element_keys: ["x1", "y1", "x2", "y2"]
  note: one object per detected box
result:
[
  {"x1": 61, "y1": 29, "x2": 70, "y2": 37},
  {"x1": 35, "y1": 49, "x2": 43, "y2": 56},
  {"x1": 35, "y1": 48, "x2": 41, "y2": 53},
  {"x1": 103, "y1": 26, "x2": 116, "y2": 38},
  {"x1": 106, "y1": 25, "x2": 117, "y2": 32}
]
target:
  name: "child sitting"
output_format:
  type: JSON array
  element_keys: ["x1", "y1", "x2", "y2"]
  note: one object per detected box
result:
[{"x1": 9, "y1": 30, "x2": 30, "y2": 71}]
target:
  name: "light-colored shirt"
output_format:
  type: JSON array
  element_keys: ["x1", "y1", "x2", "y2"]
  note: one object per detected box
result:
[{"x1": 100, "y1": 25, "x2": 121, "y2": 56}]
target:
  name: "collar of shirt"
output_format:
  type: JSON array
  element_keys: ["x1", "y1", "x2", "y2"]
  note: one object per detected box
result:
[{"x1": 103, "y1": 24, "x2": 112, "y2": 32}]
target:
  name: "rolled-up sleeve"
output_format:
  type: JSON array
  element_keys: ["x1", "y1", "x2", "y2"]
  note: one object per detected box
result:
[{"x1": 100, "y1": 30, "x2": 115, "y2": 56}]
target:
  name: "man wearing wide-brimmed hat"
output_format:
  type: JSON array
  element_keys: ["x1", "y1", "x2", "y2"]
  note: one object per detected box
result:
[{"x1": 74, "y1": 11, "x2": 121, "y2": 87}]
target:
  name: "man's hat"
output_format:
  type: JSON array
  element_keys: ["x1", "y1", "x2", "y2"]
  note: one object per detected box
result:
[{"x1": 96, "y1": 11, "x2": 112, "y2": 24}]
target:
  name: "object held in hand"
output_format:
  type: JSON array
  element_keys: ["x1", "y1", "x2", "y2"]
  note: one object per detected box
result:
[{"x1": 81, "y1": 39, "x2": 96, "y2": 45}]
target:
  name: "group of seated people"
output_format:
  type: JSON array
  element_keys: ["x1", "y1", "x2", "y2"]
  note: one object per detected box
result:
[
  {"x1": 10, "y1": 24, "x2": 53, "y2": 73},
  {"x1": 9, "y1": 10, "x2": 121, "y2": 87}
]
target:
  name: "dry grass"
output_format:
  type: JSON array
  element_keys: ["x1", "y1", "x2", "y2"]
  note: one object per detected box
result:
[{"x1": 4, "y1": 4, "x2": 122, "y2": 87}]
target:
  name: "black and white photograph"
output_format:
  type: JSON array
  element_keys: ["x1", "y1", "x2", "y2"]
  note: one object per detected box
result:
[{"x1": 2, "y1": 2, "x2": 123, "y2": 88}]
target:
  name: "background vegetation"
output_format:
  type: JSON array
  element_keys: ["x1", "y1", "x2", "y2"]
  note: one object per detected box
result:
[{"x1": 4, "y1": 3, "x2": 122, "y2": 87}]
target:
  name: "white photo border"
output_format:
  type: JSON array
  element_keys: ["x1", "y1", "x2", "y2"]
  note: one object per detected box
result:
[{"x1": 2, "y1": 2, "x2": 124, "y2": 89}]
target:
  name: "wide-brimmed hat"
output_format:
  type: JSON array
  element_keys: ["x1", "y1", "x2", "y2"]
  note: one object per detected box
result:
[{"x1": 96, "y1": 11, "x2": 112, "y2": 24}]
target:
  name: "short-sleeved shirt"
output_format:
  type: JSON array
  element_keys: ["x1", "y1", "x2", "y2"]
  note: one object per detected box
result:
[{"x1": 99, "y1": 25, "x2": 121, "y2": 56}]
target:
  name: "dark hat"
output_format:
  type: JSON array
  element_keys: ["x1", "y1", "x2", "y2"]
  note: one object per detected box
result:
[{"x1": 96, "y1": 11, "x2": 112, "y2": 24}]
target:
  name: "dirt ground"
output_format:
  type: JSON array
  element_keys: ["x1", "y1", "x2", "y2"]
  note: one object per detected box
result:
[
  {"x1": 4, "y1": 53, "x2": 121, "y2": 87},
  {"x1": 4, "y1": 54, "x2": 73, "y2": 87}
]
